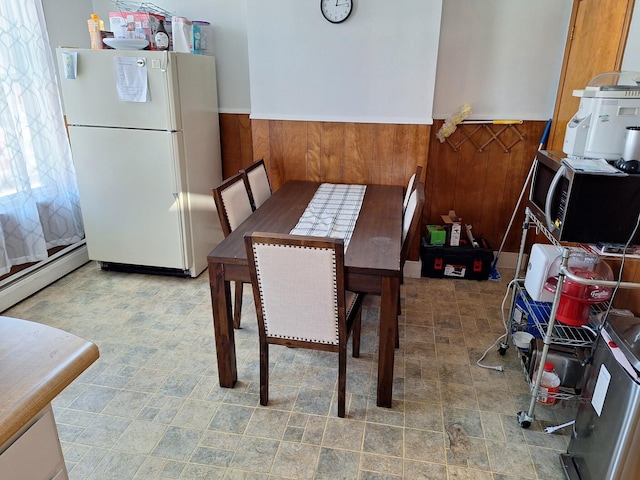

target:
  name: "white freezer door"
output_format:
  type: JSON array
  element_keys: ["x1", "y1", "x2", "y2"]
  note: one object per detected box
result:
[
  {"x1": 69, "y1": 126, "x2": 187, "y2": 270},
  {"x1": 57, "y1": 48, "x2": 180, "y2": 130}
]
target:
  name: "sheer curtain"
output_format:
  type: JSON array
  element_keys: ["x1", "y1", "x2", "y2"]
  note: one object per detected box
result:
[{"x1": 0, "y1": 0, "x2": 84, "y2": 275}]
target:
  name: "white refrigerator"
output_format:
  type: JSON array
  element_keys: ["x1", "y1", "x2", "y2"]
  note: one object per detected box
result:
[{"x1": 57, "y1": 48, "x2": 224, "y2": 277}]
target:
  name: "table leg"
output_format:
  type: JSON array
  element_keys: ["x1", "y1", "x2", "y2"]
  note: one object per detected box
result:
[
  {"x1": 377, "y1": 275, "x2": 399, "y2": 408},
  {"x1": 209, "y1": 262, "x2": 237, "y2": 387}
]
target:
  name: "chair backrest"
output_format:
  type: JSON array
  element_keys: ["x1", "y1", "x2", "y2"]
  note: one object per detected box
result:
[
  {"x1": 403, "y1": 165, "x2": 423, "y2": 213},
  {"x1": 245, "y1": 232, "x2": 347, "y2": 345},
  {"x1": 402, "y1": 182, "x2": 425, "y2": 262},
  {"x1": 242, "y1": 159, "x2": 272, "y2": 210},
  {"x1": 211, "y1": 172, "x2": 254, "y2": 237}
]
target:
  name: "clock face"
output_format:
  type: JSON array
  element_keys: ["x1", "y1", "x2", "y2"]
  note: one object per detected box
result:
[{"x1": 320, "y1": 0, "x2": 353, "y2": 24}]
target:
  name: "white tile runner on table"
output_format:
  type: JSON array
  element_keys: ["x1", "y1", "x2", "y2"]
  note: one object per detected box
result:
[{"x1": 289, "y1": 183, "x2": 366, "y2": 250}]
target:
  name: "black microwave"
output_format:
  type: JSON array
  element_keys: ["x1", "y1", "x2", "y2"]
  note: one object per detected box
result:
[{"x1": 527, "y1": 150, "x2": 640, "y2": 244}]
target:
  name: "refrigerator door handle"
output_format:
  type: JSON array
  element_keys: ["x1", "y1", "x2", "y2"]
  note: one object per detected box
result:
[{"x1": 161, "y1": 51, "x2": 169, "y2": 73}]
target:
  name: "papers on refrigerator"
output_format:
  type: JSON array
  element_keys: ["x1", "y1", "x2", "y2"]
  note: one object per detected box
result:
[
  {"x1": 562, "y1": 157, "x2": 627, "y2": 175},
  {"x1": 113, "y1": 57, "x2": 149, "y2": 102}
]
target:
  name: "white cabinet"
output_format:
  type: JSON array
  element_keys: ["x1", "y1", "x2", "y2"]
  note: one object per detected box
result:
[
  {"x1": 0, "y1": 404, "x2": 67, "y2": 480},
  {"x1": 0, "y1": 316, "x2": 98, "y2": 480}
]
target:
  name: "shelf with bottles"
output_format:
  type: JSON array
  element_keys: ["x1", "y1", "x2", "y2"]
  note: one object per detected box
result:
[
  {"x1": 525, "y1": 374, "x2": 581, "y2": 404},
  {"x1": 512, "y1": 343, "x2": 585, "y2": 403},
  {"x1": 526, "y1": 376, "x2": 583, "y2": 404}
]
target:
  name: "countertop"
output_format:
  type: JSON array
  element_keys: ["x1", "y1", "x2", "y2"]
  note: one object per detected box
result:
[{"x1": 0, "y1": 316, "x2": 99, "y2": 447}]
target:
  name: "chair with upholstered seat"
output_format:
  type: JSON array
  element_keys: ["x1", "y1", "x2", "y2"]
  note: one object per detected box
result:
[
  {"x1": 212, "y1": 172, "x2": 255, "y2": 328},
  {"x1": 241, "y1": 159, "x2": 272, "y2": 210},
  {"x1": 244, "y1": 232, "x2": 363, "y2": 418}
]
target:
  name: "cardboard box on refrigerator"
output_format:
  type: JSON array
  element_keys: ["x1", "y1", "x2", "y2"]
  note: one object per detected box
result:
[{"x1": 109, "y1": 11, "x2": 164, "y2": 49}]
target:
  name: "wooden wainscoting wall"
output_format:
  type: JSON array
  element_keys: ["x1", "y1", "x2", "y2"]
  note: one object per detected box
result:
[
  {"x1": 219, "y1": 113, "x2": 254, "y2": 179},
  {"x1": 426, "y1": 120, "x2": 549, "y2": 253},
  {"x1": 614, "y1": 261, "x2": 640, "y2": 313},
  {"x1": 219, "y1": 115, "x2": 429, "y2": 260},
  {"x1": 220, "y1": 114, "x2": 432, "y2": 190},
  {"x1": 250, "y1": 120, "x2": 430, "y2": 190},
  {"x1": 218, "y1": 115, "x2": 545, "y2": 257}
]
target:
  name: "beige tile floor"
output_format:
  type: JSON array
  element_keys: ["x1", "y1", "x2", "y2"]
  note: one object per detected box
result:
[{"x1": 3, "y1": 263, "x2": 577, "y2": 479}]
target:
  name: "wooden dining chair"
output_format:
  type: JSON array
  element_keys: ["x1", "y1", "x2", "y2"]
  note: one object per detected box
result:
[
  {"x1": 244, "y1": 232, "x2": 364, "y2": 418},
  {"x1": 241, "y1": 159, "x2": 272, "y2": 210},
  {"x1": 211, "y1": 172, "x2": 255, "y2": 328},
  {"x1": 403, "y1": 165, "x2": 423, "y2": 214},
  {"x1": 402, "y1": 181, "x2": 425, "y2": 264},
  {"x1": 397, "y1": 181, "x2": 425, "y2": 346}
]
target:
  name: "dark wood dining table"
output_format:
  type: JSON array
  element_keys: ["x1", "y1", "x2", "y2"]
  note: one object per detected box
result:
[{"x1": 207, "y1": 180, "x2": 403, "y2": 408}]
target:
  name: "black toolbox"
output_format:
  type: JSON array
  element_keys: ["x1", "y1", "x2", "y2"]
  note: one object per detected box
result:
[{"x1": 420, "y1": 237, "x2": 493, "y2": 280}]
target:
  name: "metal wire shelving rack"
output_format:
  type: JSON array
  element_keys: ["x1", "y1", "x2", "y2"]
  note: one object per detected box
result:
[
  {"x1": 509, "y1": 203, "x2": 640, "y2": 427},
  {"x1": 510, "y1": 279, "x2": 598, "y2": 405},
  {"x1": 511, "y1": 281, "x2": 599, "y2": 348},
  {"x1": 508, "y1": 206, "x2": 615, "y2": 427},
  {"x1": 110, "y1": 1, "x2": 174, "y2": 18}
]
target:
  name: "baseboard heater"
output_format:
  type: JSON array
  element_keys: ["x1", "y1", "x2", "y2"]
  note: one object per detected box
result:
[{"x1": 0, "y1": 240, "x2": 89, "y2": 313}]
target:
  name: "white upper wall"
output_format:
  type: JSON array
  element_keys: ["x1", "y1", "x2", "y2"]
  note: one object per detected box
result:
[
  {"x1": 46, "y1": 0, "x2": 252, "y2": 114},
  {"x1": 246, "y1": 0, "x2": 442, "y2": 125},
  {"x1": 433, "y1": 0, "x2": 572, "y2": 121},
  {"x1": 623, "y1": 1, "x2": 640, "y2": 72},
  {"x1": 44, "y1": 0, "x2": 639, "y2": 122}
]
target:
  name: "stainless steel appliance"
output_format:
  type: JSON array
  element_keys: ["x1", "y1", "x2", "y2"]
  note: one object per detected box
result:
[
  {"x1": 563, "y1": 71, "x2": 640, "y2": 160},
  {"x1": 526, "y1": 339, "x2": 590, "y2": 393},
  {"x1": 528, "y1": 150, "x2": 640, "y2": 244},
  {"x1": 561, "y1": 314, "x2": 640, "y2": 479}
]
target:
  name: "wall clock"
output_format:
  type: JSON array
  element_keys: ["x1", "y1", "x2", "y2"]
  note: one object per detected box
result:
[{"x1": 320, "y1": 0, "x2": 353, "y2": 24}]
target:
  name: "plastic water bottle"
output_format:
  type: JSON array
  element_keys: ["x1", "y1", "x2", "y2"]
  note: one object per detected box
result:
[
  {"x1": 88, "y1": 14, "x2": 104, "y2": 50},
  {"x1": 533, "y1": 362, "x2": 561, "y2": 405}
]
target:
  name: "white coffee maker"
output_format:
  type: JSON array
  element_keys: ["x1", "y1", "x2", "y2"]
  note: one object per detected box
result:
[{"x1": 563, "y1": 71, "x2": 640, "y2": 160}]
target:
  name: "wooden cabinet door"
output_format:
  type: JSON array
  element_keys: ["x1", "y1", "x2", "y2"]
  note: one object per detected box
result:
[{"x1": 547, "y1": 0, "x2": 635, "y2": 151}]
